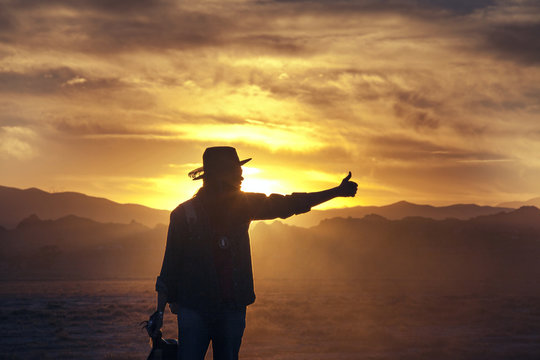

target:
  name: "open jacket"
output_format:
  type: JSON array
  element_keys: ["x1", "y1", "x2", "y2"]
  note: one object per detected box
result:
[{"x1": 156, "y1": 189, "x2": 312, "y2": 312}]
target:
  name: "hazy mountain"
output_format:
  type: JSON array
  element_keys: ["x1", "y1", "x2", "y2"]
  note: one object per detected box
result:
[
  {"x1": 0, "y1": 214, "x2": 167, "y2": 279},
  {"x1": 285, "y1": 201, "x2": 513, "y2": 227},
  {"x1": 0, "y1": 185, "x2": 170, "y2": 229},
  {"x1": 2, "y1": 207, "x2": 539, "y2": 282},
  {"x1": 497, "y1": 197, "x2": 540, "y2": 209},
  {"x1": 1, "y1": 185, "x2": 514, "y2": 230},
  {"x1": 253, "y1": 206, "x2": 540, "y2": 281}
]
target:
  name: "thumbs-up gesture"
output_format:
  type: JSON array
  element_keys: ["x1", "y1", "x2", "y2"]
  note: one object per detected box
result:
[{"x1": 338, "y1": 171, "x2": 358, "y2": 197}]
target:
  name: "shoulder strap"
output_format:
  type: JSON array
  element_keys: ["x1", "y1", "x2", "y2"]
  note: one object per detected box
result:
[
  {"x1": 180, "y1": 198, "x2": 200, "y2": 235},
  {"x1": 183, "y1": 201, "x2": 197, "y2": 225}
]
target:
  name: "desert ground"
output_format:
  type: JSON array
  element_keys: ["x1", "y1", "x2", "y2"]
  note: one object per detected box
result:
[{"x1": 1, "y1": 278, "x2": 539, "y2": 359}]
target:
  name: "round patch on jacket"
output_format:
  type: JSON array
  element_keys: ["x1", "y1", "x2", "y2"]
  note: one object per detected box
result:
[{"x1": 218, "y1": 236, "x2": 230, "y2": 249}]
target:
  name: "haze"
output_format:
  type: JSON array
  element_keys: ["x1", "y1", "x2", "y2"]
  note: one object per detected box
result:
[{"x1": 1, "y1": 0, "x2": 539, "y2": 209}]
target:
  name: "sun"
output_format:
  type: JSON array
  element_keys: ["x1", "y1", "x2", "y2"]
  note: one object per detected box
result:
[{"x1": 241, "y1": 167, "x2": 282, "y2": 195}]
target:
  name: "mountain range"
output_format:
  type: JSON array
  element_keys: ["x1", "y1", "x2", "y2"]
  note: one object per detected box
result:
[
  {"x1": 252, "y1": 206, "x2": 540, "y2": 282},
  {"x1": 497, "y1": 197, "x2": 540, "y2": 209},
  {"x1": 0, "y1": 213, "x2": 167, "y2": 279},
  {"x1": 282, "y1": 200, "x2": 513, "y2": 227},
  {"x1": 0, "y1": 185, "x2": 170, "y2": 229},
  {"x1": 2, "y1": 184, "x2": 540, "y2": 282},
  {"x1": 2, "y1": 204, "x2": 540, "y2": 282},
  {"x1": 0, "y1": 185, "x2": 524, "y2": 229}
]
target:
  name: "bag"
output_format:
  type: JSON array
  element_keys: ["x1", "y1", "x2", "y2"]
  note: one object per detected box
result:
[
  {"x1": 141, "y1": 316, "x2": 178, "y2": 360},
  {"x1": 146, "y1": 332, "x2": 178, "y2": 360}
]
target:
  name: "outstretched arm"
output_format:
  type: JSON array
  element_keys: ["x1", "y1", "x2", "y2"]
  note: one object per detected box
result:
[
  {"x1": 248, "y1": 172, "x2": 358, "y2": 220},
  {"x1": 305, "y1": 171, "x2": 358, "y2": 208}
]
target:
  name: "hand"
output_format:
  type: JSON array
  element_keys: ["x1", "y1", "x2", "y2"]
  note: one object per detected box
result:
[
  {"x1": 146, "y1": 310, "x2": 164, "y2": 338},
  {"x1": 338, "y1": 171, "x2": 358, "y2": 197}
]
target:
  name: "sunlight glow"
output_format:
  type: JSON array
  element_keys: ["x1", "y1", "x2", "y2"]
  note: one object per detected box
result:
[
  {"x1": 171, "y1": 122, "x2": 324, "y2": 151},
  {"x1": 241, "y1": 177, "x2": 282, "y2": 196}
]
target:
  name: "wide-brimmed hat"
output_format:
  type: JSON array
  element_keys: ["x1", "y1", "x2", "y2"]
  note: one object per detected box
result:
[{"x1": 188, "y1": 146, "x2": 251, "y2": 180}]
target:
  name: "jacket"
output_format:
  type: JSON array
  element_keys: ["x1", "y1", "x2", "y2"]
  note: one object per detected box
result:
[{"x1": 156, "y1": 189, "x2": 312, "y2": 311}]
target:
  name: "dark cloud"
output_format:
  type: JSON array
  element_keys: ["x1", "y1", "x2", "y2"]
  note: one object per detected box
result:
[
  {"x1": 0, "y1": 67, "x2": 122, "y2": 94},
  {"x1": 393, "y1": 90, "x2": 442, "y2": 131},
  {"x1": 396, "y1": 90, "x2": 440, "y2": 109},
  {"x1": 0, "y1": 0, "x2": 236, "y2": 53},
  {"x1": 233, "y1": 35, "x2": 308, "y2": 54},
  {"x1": 415, "y1": 0, "x2": 496, "y2": 15},
  {"x1": 483, "y1": 22, "x2": 540, "y2": 64},
  {"x1": 394, "y1": 104, "x2": 440, "y2": 131},
  {"x1": 259, "y1": 0, "x2": 495, "y2": 16},
  {"x1": 0, "y1": 4, "x2": 16, "y2": 33},
  {"x1": 2, "y1": 0, "x2": 265, "y2": 54},
  {"x1": 374, "y1": 158, "x2": 522, "y2": 200},
  {"x1": 56, "y1": 120, "x2": 132, "y2": 136},
  {"x1": 450, "y1": 121, "x2": 488, "y2": 137},
  {"x1": 3, "y1": 0, "x2": 495, "y2": 57},
  {"x1": 367, "y1": 135, "x2": 509, "y2": 162},
  {"x1": 6, "y1": 0, "x2": 161, "y2": 12},
  {"x1": 80, "y1": 11, "x2": 231, "y2": 52},
  {"x1": 253, "y1": 68, "x2": 384, "y2": 108},
  {"x1": 77, "y1": 0, "x2": 162, "y2": 13},
  {"x1": 0, "y1": 68, "x2": 77, "y2": 94},
  {"x1": 368, "y1": 135, "x2": 444, "y2": 161},
  {"x1": 1, "y1": 0, "x2": 522, "y2": 65},
  {"x1": 0, "y1": 114, "x2": 32, "y2": 127},
  {"x1": 54, "y1": 120, "x2": 176, "y2": 137}
]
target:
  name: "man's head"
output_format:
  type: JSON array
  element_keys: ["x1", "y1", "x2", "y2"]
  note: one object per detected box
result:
[{"x1": 189, "y1": 146, "x2": 251, "y2": 191}]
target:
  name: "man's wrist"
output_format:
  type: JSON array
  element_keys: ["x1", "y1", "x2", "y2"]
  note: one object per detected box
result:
[{"x1": 333, "y1": 186, "x2": 344, "y2": 197}]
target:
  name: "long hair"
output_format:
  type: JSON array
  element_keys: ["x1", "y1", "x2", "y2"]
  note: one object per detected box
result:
[{"x1": 195, "y1": 174, "x2": 239, "y2": 199}]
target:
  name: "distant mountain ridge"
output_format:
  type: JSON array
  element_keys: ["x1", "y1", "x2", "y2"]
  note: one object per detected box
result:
[
  {"x1": 254, "y1": 205, "x2": 540, "y2": 281},
  {"x1": 2, "y1": 206, "x2": 539, "y2": 281},
  {"x1": 0, "y1": 213, "x2": 167, "y2": 279},
  {"x1": 0, "y1": 185, "x2": 170, "y2": 229},
  {"x1": 0, "y1": 185, "x2": 515, "y2": 230},
  {"x1": 283, "y1": 200, "x2": 513, "y2": 227},
  {"x1": 497, "y1": 197, "x2": 540, "y2": 209}
]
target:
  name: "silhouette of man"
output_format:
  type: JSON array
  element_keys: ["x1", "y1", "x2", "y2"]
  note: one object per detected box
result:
[{"x1": 152, "y1": 146, "x2": 357, "y2": 360}]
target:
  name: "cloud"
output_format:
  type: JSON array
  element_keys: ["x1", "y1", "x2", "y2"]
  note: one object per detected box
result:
[
  {"x1": 232, "y1": 35, "x2": 308, "y2": 54},
  {"x1": 394, "y1": 104, "x2": 440, "y2": 131},
  {"x1": 1, "y1": 1, "x2": 239, "y2": 54},
  {"x1": 483, "y1": 22, "x2": 540, "y2": 64},
  {"x1": 0, "y1": 114, "x2": 31, "y2": 127},
  {"x1": 367, "y1": 134, "x2": 511, "y2": 163},
  {"x1": 54, "y1": 120, "x2": 158, "y2": 137},
  {"x1": 0, "y1": 67, "x2": 122, "y2": 94},
  {"x1": 258, "y1": 0, "x2": 497, "y2": 18},
  {"x1": 0, "y1": 126, "x2": 37, "y2": 160},
  {"x1": 0, "y1": 4, "x2": 16, "y2": 33},
  {"x1": 1, "y1": 0, "x2": 539, "y2": 207}
]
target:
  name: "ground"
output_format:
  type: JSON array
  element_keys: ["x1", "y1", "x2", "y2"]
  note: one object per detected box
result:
[{"x1": 1, "y1": 279, "x2": 539, "y2": 359}]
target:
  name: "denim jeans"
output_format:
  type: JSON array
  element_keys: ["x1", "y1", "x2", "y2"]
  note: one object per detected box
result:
[{"x1": 176, "y1": 306, "x2": 246, "y2": 360}]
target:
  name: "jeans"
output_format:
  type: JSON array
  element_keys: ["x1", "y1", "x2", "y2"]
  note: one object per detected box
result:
[{"x1": 176, "y1": 306, "x2": 246, "y2": 360}]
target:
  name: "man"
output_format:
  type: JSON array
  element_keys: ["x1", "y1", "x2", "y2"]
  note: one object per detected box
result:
[{"x1": 151, "y1": 146, "x2": 357, "y2": 360}]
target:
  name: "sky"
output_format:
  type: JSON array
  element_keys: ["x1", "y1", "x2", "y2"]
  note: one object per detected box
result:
[{"x1": 1, "y1": 0, "x2": 539, "y2": 210}]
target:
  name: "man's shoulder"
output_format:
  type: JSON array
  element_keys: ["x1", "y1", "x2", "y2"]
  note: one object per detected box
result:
[{"x1": 170, "y1": 197, "x2": 197, "y2": 220}]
